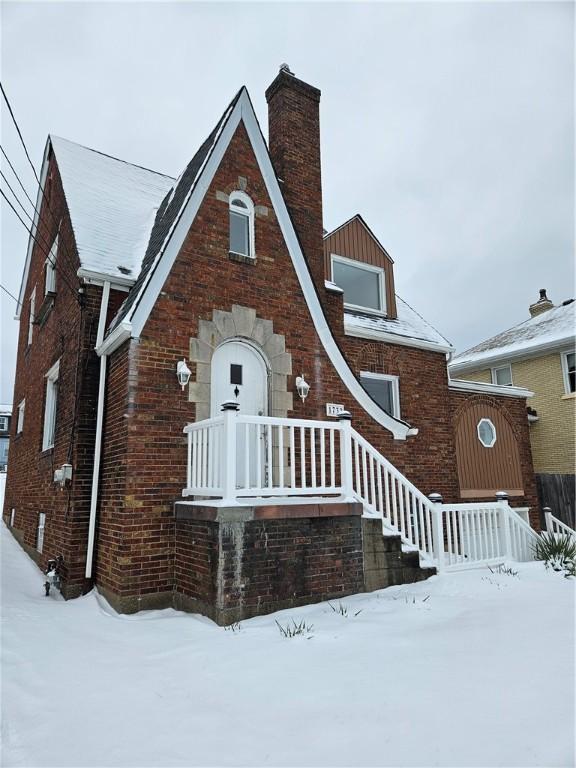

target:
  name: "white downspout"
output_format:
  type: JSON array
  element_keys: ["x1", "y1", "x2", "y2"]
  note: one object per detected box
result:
[{"x1": 85, "y1": 280, "x2": 111, "y2": 579}]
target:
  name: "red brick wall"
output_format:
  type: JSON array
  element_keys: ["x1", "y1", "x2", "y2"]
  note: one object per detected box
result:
[
  {"x1": 2, "y1": 150, "x2": 129, "y2": 595},
  {"x1": 93, "y1": 122, "x2": 470, "y2": 599}
]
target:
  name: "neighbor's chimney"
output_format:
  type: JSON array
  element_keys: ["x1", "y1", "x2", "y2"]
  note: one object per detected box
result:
[
  {"x1": 529, "y1": 289, "x2": 554, "y2": 318},
  {"x1": 266, "y1": 65, "x2": 324, "y2": 292}
]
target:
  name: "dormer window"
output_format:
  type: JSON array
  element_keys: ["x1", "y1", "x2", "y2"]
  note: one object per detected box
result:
[
  {"x1": 229, "y1": 192, "x2": 254, "y2": 258},
  {"x1": 331, "y1": 254, "x2": 386, "y2": 314}
]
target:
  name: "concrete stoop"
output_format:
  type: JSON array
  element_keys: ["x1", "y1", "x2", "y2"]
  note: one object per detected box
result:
[{"x1": 362, "y1": 517, "x2": 436, "y2": 592}]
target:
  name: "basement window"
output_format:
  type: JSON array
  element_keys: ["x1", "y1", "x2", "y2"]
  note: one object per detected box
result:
[
  {"x1": 229, "y1": 192, "x2": 254, "y2": 258},
  {"x1": 360, "y1": 372, "x2": 400, "y2": 419},
  {"x1": 491, "y1": 364, "x2": 512, "y2": 386},
  {"x1": 562, "y1": 351, "x2": 575, "y2": 394},
  {"x1": 331, "y1": 255, "x2": 386, "y2": 314},
  {"x1": 42, "y1": 360, "x2": 60, "y2": 451}
]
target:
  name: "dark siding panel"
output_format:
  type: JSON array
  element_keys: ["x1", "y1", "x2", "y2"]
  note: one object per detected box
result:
[{"x1": 324, "y1": 218, "x2": 397, "y2": 317}]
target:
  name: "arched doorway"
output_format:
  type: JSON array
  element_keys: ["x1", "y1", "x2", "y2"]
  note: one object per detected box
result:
[{"x1": 210, "y1": 339, "x2": 269, "y2": 417}]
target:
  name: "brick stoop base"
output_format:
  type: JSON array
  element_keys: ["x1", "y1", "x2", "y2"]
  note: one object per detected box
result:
[{"x1": 173, "y1": 500, "x2": 436, "y2": 625}]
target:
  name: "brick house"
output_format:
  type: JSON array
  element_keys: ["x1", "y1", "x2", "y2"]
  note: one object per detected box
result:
[
  {"x1": 450, "y1": 290, "x2": 575, "y2": 528},
  {"x1": 3, "y1": 68, "x2": 542, "y2": 623}
]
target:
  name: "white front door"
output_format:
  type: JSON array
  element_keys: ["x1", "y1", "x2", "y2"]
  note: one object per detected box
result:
[
  {"x1": 211, "y1": 341, "x2": 269, "y2": 488},
  {"x1": 210, "y1": 340, "x2": 268, "y2": 417}
]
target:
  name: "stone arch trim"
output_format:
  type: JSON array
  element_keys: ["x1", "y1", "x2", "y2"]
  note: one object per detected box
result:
[{"x1": 188, "y1": 304, "x2": 293, "y2": 420}]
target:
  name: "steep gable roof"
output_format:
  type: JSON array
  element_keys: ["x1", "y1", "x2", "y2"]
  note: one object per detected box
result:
[
  {"x1": 51, "y1": 136, "x2": 175, "y2": 282},
  {"x1": 108, "y1": 89, "x2": 242, "y2": 331},
  {"x1": 97, "y1": 86, "x2": 414, "y2": 440},
  {"x1": 451, "y1": 300, "x2": 575, "y2": 372}
]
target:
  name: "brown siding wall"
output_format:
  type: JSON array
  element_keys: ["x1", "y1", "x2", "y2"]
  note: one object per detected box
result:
[{"x1": 323, "y1": 217, "x2": 397, "y2": 317}]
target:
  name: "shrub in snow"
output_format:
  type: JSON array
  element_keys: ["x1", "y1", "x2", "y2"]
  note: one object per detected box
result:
[
  {"x1": 275, "y1": 619, "x2": 314, "y2": 638},
  {"x1": 533, "y1": 532, "x2": 576, "y2": 575}
]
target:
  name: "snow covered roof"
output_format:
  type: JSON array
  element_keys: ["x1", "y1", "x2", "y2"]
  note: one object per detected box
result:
[
  {"x1": 107, "y1": 88, "x2": 242, "y2": 332},
  {"x1": 344, "y1": 296, "x2": 454, "y2": 353},
  {"x1": 451, "y1": 300, "x2": 576, "y2": 372},
  {"x1": 51, "y1": 136, "x2": 175, "y2": 282}
]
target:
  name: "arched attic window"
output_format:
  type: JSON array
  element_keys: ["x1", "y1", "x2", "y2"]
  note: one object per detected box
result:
[{"x1": 229, "y1": 191, "x2": 255, "y2": 258}]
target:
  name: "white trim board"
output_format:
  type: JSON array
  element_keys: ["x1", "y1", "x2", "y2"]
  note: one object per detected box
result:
[
  {"x1": 449, "y1": 378, "x2": 534, "y2": 399},
  {"x1": 97, "y1": 89, "x2": 413, "y2": 440},
  {"x1": 450, "y1": 337, "x2": 575, "y2": 374}
]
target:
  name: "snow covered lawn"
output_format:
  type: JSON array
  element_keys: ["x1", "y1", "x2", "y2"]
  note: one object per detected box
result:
[{"x1": 1, "y1": 522, "x2": 574, "y2": 768}]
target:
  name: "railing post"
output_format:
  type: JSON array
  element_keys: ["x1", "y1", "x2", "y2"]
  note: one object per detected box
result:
[
  {"x1": 543, "y1": 506, "x2": 553, "y2": 534},
  {"x1": 496, "y1": 491, "x2": 512, "y2": 559},
  {"x1": 221, "y1": 401, "x2": 239, "y2": 503},
  {"x1": 338, "y1": 411, "x2": 354, "y2": 500},
  {"x1": 428, "y1": 493, "x2": 445, "y2": 572}
]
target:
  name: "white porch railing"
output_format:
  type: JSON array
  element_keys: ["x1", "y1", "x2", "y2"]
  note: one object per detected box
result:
[
  {"x1": 544, "y1": 508, "x2": 576, "y2": 540},
  {"x1": 183, "y1": 405, "x2": 541, "y2": 571}
]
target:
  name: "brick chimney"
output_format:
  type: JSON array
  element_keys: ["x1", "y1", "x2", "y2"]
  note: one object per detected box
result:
[
  {"x1": 529, "y1": 289, "x2": 554, "y2": 318},
  {"x1": 266, "y1": 65, "x2": 325, "y2": 291}
]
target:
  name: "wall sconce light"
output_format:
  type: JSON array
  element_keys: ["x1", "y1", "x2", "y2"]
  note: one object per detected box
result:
[
  {"x1": 295, "y1": 374, "x2": 310, "y2": 402},
  {"x1": 176, "y1": 359, "x2": 191, "y2": 390}
]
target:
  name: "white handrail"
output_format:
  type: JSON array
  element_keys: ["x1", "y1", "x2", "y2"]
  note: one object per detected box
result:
[{"x1": 544, "y1": 509, "x2": 576, "y2": 539}]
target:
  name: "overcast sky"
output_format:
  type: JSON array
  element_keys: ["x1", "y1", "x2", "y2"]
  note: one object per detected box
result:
[{"x1": 1, "y1": 1, "x2": 573, "y2": 409}]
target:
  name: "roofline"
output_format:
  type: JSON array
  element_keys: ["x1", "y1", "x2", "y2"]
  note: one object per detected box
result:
[
  {"x1": 110, "y1": 88, "x2": 414, "y2": 440},
  {"x1": 96, "y1": 320, "x2": 132, "y2": 357},
  {"x1": 450, "y1": 334, "x2": 575, "y2": 373},
  {"x1": 448, "y1": 378, "x2": 534, "y2": 399},
  {"x1": 323, "y1": 214, "x2": 394, "y2": 265},
  {"x1": 49, "y1": 134, "x2": 176, "y2": 181},
  {"x1": 77, "y1": 267, "x2": 133, "y2": 291},
  {"x1": 344, "y1": 320, "x2": 454, "y2": 354},
  {"x1": 15, "y1": 137, "x2": 52, "y2": 319}
]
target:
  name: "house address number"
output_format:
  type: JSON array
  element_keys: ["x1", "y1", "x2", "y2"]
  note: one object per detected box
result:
[{"x1": 326, "y1": 403, "x2": 346, "y2": 417}]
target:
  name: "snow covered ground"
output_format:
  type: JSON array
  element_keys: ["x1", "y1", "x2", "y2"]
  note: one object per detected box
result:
[{"x1": 1, "y1": 521, "x2": 574, "y2": 768}]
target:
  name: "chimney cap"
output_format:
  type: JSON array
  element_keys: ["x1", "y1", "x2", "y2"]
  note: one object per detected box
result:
[
  {"x1": 279, "y1": 63, "x2": 294, "y2": 76},
  {"x1": 539, "y1": 288, "x2": 548, "y2": 301}
]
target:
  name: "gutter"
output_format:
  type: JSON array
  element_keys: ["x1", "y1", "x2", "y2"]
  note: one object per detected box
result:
[
  {"x1": 449, "y1": 336, "x2": 575, "y2": 374},
  {"x1": 344, "y1": 322, "x2": 454, "y2": 355},
  {"x1": 448, "y1": 378, "x2": 534, "y2": 399},
  {"x1": 85, "y1": 280, "x2": 111, "y2": 579}
]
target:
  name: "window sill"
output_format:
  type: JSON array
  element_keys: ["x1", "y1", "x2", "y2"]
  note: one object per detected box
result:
[
  {"x1": 40, "y1": 446, "x2": 54, "y2": 458},
  {"x1": 561, "y1": 392, "x2": 576, "y2": 400},
  {"x1": 344, "y1": 303, "x2": 387, "y2": 318},
  {"x1": 229, "y1": 251, "x2": 256, "y2": 265}
]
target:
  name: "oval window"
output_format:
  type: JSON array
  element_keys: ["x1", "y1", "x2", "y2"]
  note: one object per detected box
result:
[{"x1": 477, "y1": 418, "x2": 496, "y2": 448}]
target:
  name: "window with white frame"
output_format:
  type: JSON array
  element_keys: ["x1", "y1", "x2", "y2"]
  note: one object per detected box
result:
[
  {"x1": 36, "y1": 513, "x2": 46, "y2": 553},
  {"x1": 27, "y1": 287, "x2": 36, "y2": 346},
  {"x1": 331, "y1": 255, "x2": 386, "y2": 314},
  {"x1": 45, "y1": 233, "x2": 58, "y2": 295},
  {"x1": 491, "y1": 364, "x2": 513, "y2": 386},
  {"x1": 16, "y1": 400, "x2": 25, "y2": 434},
  {"x1": 229, "y1": 192, "x2": 254, "y2": 258},
  {"x1": 562, "y1": 351, "x2": 575, "y2": 394},
  {"x1": 42, "y1": 360, "x2": 60, "y2": 450},
  {"x1": 477, "y1": 418, "x2": 497, "y2": 448},
  {"x1": 0, "y1": 416, "x2": 8, "y2": 431},
  {"x1": 360, "y1": 372, "x2": 400, "y2": 418}
]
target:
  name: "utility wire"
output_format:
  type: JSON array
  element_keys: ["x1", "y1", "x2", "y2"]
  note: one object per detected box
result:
[
  {"x1": 0, "y1": 87, "x2": 84, "y2": 286},
  {"x1": 0, "y1": 82, "x2": 41, "y2": 186},
  {"x1": 0, "y1": 188, "x2": 81, "y2": 303},
  {"x1": 1, "y1": 143, "x2": 83, "y2": 286},
  {"x1": 0, "y1": 282, "x2": 20, "y2": 308}
]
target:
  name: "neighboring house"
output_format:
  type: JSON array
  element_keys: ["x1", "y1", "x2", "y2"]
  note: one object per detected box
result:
[
  {"x1": 0, "y1": 409, "x2": 11, "y2": 471},
  {"x1": 450, "y1": 290, "x2": 575, "y2": 527},
  {"x1": 3, "y1": 68, "x2": 540, "y2": 623}
]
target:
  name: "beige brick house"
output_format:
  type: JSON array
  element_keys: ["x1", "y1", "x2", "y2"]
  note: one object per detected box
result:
[{"x1": 450, "y1": 290, "x2": 575, "y2": 526}]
